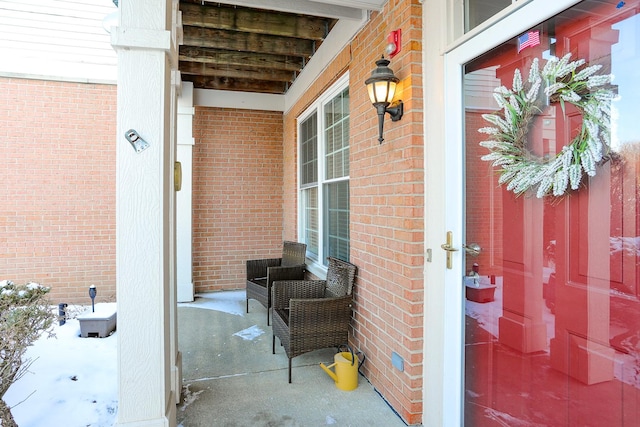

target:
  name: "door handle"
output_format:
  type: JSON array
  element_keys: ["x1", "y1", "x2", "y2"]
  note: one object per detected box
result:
[
  {"x1": 463, "y1": 243, "x2": 481, "y2": 256},
  {"x1": 440, "y1": 231, "x2": 458, "y2": 269}
]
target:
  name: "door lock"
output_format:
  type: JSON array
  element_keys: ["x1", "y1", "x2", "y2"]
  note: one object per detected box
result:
[{"x1": 463, "y1": 243, "x2": 481, "y2": 256}]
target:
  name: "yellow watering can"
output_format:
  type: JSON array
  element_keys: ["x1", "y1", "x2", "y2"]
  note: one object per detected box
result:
[{"x1": 320, "y1": 345, "x2": 365, "y2": 391}]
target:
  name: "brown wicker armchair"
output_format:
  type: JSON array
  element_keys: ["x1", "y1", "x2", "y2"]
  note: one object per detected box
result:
[
  {"x1": 246, "y1": 241, "x2": 306, "y2": 325},
  {"x1": 271, "y1": 256, "x2": 357, "y2": 383}
]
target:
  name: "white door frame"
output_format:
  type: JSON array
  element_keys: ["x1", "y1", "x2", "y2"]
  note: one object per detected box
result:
[{"x1": 422, "y1": 0, "x2": 582, "y2": 425}]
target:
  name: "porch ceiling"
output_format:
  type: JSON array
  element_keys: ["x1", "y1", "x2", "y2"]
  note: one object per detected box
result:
[{"x1": 177, "y1": 0, "x2": 377, "y2": 94}]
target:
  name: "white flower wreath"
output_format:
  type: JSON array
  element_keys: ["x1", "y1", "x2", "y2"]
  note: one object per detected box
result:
[{"x1": 478, "y1": 53, "x2": 616, "y2": 198}]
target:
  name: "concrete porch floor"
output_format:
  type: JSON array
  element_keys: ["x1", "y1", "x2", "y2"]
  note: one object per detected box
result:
[{"x1": 176, "y1": 290, "x2": 408, "y2": 427}]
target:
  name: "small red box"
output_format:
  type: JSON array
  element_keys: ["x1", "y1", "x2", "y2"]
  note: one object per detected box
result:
[{"x1": 465, "y1": 284, "x2": 497, "y2": 303}]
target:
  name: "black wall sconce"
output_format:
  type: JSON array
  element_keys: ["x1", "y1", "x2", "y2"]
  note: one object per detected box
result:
[{"x1": 365, "y1": 56, "x2": 404, "y2": 143}]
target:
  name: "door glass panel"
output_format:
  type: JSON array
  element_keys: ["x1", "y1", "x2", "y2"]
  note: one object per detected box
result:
[{"x1": 463, "y1": 1, "x2": 640, "y2": 425}]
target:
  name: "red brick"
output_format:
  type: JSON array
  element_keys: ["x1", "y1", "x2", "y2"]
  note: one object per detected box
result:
[
  {"x1": 0, "y1": 77, "x2": 116, "y2": 304},
  {"x1": 192, "y1": 107, "x2": 285, "y2": 292}
]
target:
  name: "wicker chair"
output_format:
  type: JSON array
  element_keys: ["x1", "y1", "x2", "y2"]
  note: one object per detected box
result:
[
  {"x1": 246, "y1": 241, "x2": 306, "y2": 325},
  {"x1": 271, "y1": 256, "x2": 357, "y2": 383}
]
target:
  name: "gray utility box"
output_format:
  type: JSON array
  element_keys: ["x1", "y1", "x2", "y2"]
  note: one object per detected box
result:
[{"x1": 78, "y1": 304, "x2": 117, "y2": 338}]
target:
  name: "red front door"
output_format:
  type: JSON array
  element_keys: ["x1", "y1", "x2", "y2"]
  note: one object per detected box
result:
[{"x1": 463, "y1": 1, "x2": 640, "y2": 425}]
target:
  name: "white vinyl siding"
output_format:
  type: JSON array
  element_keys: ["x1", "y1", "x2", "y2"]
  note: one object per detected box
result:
[{"x1": 0, "y1": 0, "x2": 117, "y2": 81}]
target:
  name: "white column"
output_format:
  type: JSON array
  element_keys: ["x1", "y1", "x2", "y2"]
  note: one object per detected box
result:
[
  {"x1": 170, "y1": 68, "x2": 183, "y2": 405},
  {"x1": 112, "y1": 0, "x2": 177, "y2": 425},
  {"x1": 422, "y1": 0, "x2": 452, "y2": 425},
  {"x1": 177, "y1": 82, "x2": 194, "y2": 303},
  {"x1": 170, "y1": 0, "x2": 184, "y2": 404}
]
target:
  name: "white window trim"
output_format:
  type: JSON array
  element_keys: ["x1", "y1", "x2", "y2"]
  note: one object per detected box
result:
[{"x1": 297, "y1": 72, "x2": 350, "y2": 278}]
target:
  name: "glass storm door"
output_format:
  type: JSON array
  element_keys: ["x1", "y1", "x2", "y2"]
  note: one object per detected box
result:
[{"x1": 461, "y1": 1, "x2": 640, "y2": 425}]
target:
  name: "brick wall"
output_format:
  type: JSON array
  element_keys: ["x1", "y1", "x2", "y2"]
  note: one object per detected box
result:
[
  {"x1": 0, "y1": 77, "x2": 116, "y2": 304},
  {"x1": 283, "y1": 0, "x2": 424, "y2": 423},
  {"x1": 192, "y1": 107, "x2": 285, "y2": 292}
]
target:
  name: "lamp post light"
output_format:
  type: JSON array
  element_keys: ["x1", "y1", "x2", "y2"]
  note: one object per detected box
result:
[
  {"x1": 58, "y1": 302, "x2": 68, "y2": 326},
  {"x1": 89, "y1": 285, "x2": 97, "y2": 312},
  {"x1": 365, "y1": 56, "x2": 404, "y2": 144}
]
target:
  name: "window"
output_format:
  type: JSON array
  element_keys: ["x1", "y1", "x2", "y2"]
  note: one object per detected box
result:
[
  {"x1": 299, "y1": 74, "x2": 350, "y2": 267},
  {"x1": 465, "y1": 0, "x2": 512, "y2": 32}
]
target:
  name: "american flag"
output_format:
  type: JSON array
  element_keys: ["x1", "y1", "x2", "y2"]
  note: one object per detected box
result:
[{"x1": 517, "y1": 31, "x2": 540, "y2": 53}]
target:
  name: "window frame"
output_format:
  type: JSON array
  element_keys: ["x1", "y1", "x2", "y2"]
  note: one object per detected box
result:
[{"x1": 297, "y1": 72, "x2": 350, "y2": 277}]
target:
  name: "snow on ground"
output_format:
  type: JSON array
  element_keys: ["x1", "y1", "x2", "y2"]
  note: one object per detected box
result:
[
  {"x1": 180, "y1": 290, "x2": 246, "y2": 316},
  {"x1": 3, "y1": 291, "x2": 248, "y2": 427},
  {"x1": 233, "y1": 325, "x2": 265, "y2": 341},
  {"x1": 3, "y1": 303, "x2": 118, "y2": 427}
]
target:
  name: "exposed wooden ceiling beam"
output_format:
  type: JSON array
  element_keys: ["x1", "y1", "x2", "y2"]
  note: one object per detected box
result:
[
  {"x1": 179, "y1": 46, "x2": 304, "y2": 72},
  {"x1": 177, "y1": 2, "x2": 343, "y2": 94},
  {"x1": 182, "y1": 25, "x2": 316, "y2": 58},
  {"x1": 179, "y1": 61, "x2": 295, "y2": 82},
  {"x1": 182, "y1": 74, "x2": 288, "y2": 94},
  {"x1": 181, "y1": 2, "x2": 332, "y2": 40}
]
